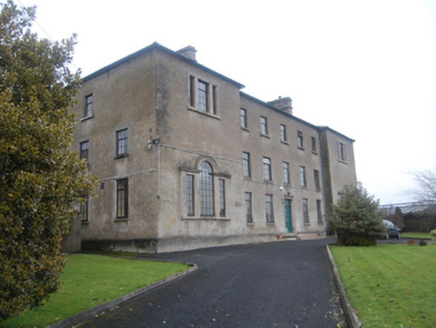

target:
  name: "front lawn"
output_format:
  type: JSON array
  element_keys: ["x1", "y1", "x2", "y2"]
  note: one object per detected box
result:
[
  {"x1": 2, "y1": 254, "x2": 189, "y2": 327},
  {"x1": 330, "y1": 244, "x2": 436, "y2": 327}
]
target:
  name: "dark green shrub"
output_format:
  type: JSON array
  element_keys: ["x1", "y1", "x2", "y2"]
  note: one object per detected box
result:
[{"x1": 328, "y1": 183, "x2": 385, "y2": 246}]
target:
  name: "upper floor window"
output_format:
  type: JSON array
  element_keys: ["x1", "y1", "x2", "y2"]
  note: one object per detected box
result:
[
  {"x1": 240, "y1": 108, "x2": 248, "y2": 129},
  {"x1": 280, "y1": 124, "x2": 287, "y2": 142},
  {"x1": 200, "y1": 161, "x2": 214, "y2": 216},
  {"x1": 116, "y1": 128, "x2": 128, "y2": 157},
  {"x1": 314, "y1": 169, "x2": 320, "y2": 190},
  {"x1": 297, "y1": 131, "x2": 304, "y2": 149},
  {"x1": 84, "y1": 94, "x2": 93, "y2": 117},
  {"x1": 300, "y1": 166, "x2": 306, "y2": 187},
  {"x1": 243, "y1": 152, "x2": 251, "y2": 178},
  {"x1": 198, "y1": 80, "x2": 208, "y2": 112},
  {"x1": 189, "y1": 75, "x2": 217, "y2": 115},
  {"x1": 80, "y1": 141, "x2": 89, "y2": 162},
  {"x1": 338, "y1": 141, "x2": 348, "y2": 162},
  {"x1": 260, "y1": 116, "x2": 268, "y2": 135},
  {"x1": 263, "y1": 157, "x2": 272, "y2": 181},
  {"x1": 311, "y1": 136, "x2": 317, "y2": 153},
  {"x1": 283, "y1": 162, "x2": 290, "y2": 184}
]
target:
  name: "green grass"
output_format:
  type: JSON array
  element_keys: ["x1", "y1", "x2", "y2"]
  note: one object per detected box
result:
[
  {"x1": 330, "y1": 244, "x2": 436, "y2": 327},
  {"x1": 402, "y1": 232, "x2": 435, "y2": 239},
  {"x1": 2, "y1": 254, "x2": 189, "y2": 327}
]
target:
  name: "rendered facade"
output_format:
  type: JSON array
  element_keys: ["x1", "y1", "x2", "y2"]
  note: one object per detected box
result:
[{"x1": 71, "y1": 42, "x2": 357, "y2": 253}]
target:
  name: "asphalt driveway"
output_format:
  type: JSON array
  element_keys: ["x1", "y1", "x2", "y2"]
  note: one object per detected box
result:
[{"x1": 81, "y1": 238, "x2": 346, "y2": 328}]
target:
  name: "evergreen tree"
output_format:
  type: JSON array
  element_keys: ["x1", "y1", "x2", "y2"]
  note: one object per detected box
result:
[
  {"x1": 328, "y1": 184, "x2": 385, "y2": 246},
  {"x1": 0, "y1": 1, "x2": 94, "y2": 320}
]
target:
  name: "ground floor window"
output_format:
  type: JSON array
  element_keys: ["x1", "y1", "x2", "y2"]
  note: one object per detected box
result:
[
  {"x1": 186, "y1": 175, "x2": 195, "y2": 216},
  {"x1": 79, "y1": 197, "x2": 89, "y2": 222},
  {"x1": 316, "y1": 199, "x2": 323, "y2": 225},
  {"x1": 303, "y1": 198, "x2": 309, "y2": 225},
  {"x1": 266, "y1": 194, "x2": 274, "y2": 223},
  {"x1": 116, "y1": 178, "x2": 128, "y2": 218},
  {"x1": 200, "y1": 161, "x2": 214, "y2": 216},
  {"x1": 219, "y1": 179, "x2": 226, "y2": 217},
  {"x1": 245, "y1": 192, "x2": 252, "y2": 223}
]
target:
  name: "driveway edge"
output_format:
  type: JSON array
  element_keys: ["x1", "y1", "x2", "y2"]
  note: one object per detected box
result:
[
  {"x1": 48, "y1": 261, "x2": 198, "y2": 328},
  {"x1": 325, "y1": 245, "x2": 362, "y2": 328}
]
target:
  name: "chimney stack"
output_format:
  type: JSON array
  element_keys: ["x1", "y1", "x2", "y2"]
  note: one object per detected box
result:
[
  {"x1": 176, "y1": 46, "x2": 197, "y2": 61},
  {"x1": 268, "y1": 96, "x2": 293, "y2": 115}
]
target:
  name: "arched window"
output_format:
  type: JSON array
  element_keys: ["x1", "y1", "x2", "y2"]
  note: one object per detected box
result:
[{"x1": 200, "y1": 161, "x2": 214, "y2": 216}]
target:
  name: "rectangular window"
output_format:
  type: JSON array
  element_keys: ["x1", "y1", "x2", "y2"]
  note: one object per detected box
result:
[
  {"x1": 85, "y1": 94, "x2": 93, "y2": 117},
  {"x1": 298, "y1": 131, "x2": 304, "y2": 148},
  {"x1": 303, "y1": 198, "x2": 309, "y2": 225},
  {"x1": 189, "y1": 76, "x2": 196, "y2": 107},
  {"x1": 186, "y1": 175, "x2": 195, "y2": 216},
  {"x1": 338, "y1": 141, "x2": 347, "y2": 162},
  {"x1": 300, "y1": 166, "x2": 306, "y2": 187},
  {"x1": 243, "y1": 152, "x2": 251, "y2": 177},
  {"x1": 240, "y1": 108, "x2": 247, "y2": 129},
  {"x1": 79, "y1": 197, "x2": 89, "y2": 222},
  {"x1": 197, "y1": 80, "x2": 208, "y2": 112},
  {"x1": 245, "y1": 192, "x2": 253, "y2": 223},
  {"x1": 116, "y1": 128, "x2": 128, "y2": 157},
  {"x1": 260, "y1": 116, "x2": 268, "y2": 135},
  {"x1": 311, "y1": 136, "x2": 317, "y2": 153},
  {"x1": 317, "y1": 199, "x2": 323, "y2": 225},
  {"x1": 219, "y1": 179, "x2": 226, "y2": 217},
  {"x1": 263, "y1": 157, "x2": 272, "y2": 181},
  {"x1": 314, "y1": 169, "x2": 320, "y2": 190},
  {"x1": 280, "y1": 124, "x2": 287, "y2": 142},
  {"x1": 283, "y1": 162, "x2": 290, "y2": 184},
  {"x1": 116, "y1": 178, "x2": 128, "y2": 218},
  {"x1": 266, "y1": 194, "x2": 274, "y2": 223},
  {"x1": 80, "y1": 140, "x2": 89, "y2": 162}
]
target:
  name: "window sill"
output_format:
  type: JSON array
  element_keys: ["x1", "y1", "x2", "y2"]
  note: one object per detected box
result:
[
  {"x1": 188, "y1": 106, "x2": 220, "y2": 120},
  {"x1": 266, "y1": 222, "x2": 275, "y2": 226},
  {"x1": 338, "y1": 159, "x2": 348, "y2": 165},
  {"x1": 247, "y1": 222, "x2": 254, "y2": 226},
  {"x1": 263, "y1": 180, "x2": 274, "y2": 184},
  {"x1": 241, "y1": 127, "x2": 250, "y2": 132},
  {"x1": 114, "y1": 154, "x2": 129, "y2": 160},
  {"x1": 260, "y1": 133, "x2": 270, "y2": 139},
  {"x1": 298, "y1": 147, "x2": 305, "y2": 151},
  {"x1": 115, "y1": 218, "x2": 129, "y2": 222},
  {"x1": 81, "y1": 115, "x2": 94, "y2": 122},
  {"x1": 81, "y1": 220, "x2": 89, "y2": 225},
  {"x1": 244, "y1": 176, "x2": 252, "y2": 181},
  {"x1": 182, "y1": 216, "x2": 231, "y2": 221},
  {"x1": 304, "y1": 222, "x2": 311, "y2": 226},
  {"x1": 312, "y1": 150, "x2": 318, "y2": 155},
  {"x1": 281, "y1": 140, "x2": 289, "y2": 145}
]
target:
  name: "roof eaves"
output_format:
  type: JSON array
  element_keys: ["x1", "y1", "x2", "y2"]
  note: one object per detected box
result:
[
  {"x1": 82, "y1": 42, "x2": 245, "y2": 89},
  {"x1": 317, "y1": 126, "x2": 355, "y2": 142},
  {"x1": 240, "y1": 91, "x2": 318, "y2": 130}
]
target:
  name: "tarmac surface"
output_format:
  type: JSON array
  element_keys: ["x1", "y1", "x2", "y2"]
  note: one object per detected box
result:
[{"x1": 81, "y1": 238, "x2": 346, "y2": 328}]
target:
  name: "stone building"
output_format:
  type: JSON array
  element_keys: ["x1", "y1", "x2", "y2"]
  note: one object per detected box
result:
[{"x1": 70, "y1": 42, "x2": 357, "y2": 253}]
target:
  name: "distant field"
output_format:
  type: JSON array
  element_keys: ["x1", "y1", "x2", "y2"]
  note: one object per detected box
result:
[{"x1": 401, "y1": 232, "x2": 435, "y2": 239}]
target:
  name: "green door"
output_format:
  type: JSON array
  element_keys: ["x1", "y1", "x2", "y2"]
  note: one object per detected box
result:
[{"x1": 285, "y1": 199, "x2": 293, "y2": 233}]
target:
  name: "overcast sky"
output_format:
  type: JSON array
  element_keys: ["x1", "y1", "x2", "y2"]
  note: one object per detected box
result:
[{"x1": 17, "y1": 0, "x2": 436, "y2": 205}]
